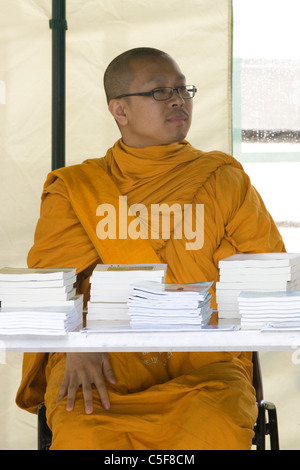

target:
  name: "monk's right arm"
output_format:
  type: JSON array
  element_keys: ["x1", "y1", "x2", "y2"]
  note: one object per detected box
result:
[{"x1": 28, "y1": 178, "x2": 116, "y2": 413}]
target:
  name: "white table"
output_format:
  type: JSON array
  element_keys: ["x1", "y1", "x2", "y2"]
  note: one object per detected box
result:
[{"x1": 1, "y1": 321, "x2": 300, "y2": 352}]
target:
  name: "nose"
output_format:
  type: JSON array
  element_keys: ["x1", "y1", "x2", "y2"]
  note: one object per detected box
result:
[{"x1": 169, "y1": 89, "x2": 185, "y2": 107}]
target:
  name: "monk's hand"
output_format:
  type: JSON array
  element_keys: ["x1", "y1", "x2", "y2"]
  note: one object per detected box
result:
[{"x1": 56, "y1": 352, "x2": 116, "y2": 414}]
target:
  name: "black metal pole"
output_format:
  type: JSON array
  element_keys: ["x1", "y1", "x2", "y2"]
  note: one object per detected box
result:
[{"x1": 50, "y1": 0, "x2": 67, "y2": 170}]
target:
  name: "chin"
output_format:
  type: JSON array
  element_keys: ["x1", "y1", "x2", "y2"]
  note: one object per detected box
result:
[{"x1": 170, "y1": 131, "x2": 189, "y2": 144}]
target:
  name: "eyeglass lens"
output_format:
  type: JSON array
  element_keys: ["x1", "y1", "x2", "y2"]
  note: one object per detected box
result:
[{"x1": 153, "y1": 86, "x2": 195, "y2": 101}]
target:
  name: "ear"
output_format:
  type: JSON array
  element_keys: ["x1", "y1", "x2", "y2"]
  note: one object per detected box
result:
[{"x1": 108, "y1": 99, "x2": 128, "y2": 126}]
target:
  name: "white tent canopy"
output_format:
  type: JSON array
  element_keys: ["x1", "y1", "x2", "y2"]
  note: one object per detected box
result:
[{"x1": 0, "y1": 0, "x2": 232, "y2": 268}]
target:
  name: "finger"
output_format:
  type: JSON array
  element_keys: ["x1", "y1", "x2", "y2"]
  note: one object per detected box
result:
[
  {"x1": 102, "y1": 356, "x2": 117, "y2": 384},
  {"x1": 56, "y1": 378, "x2": 68, "y2": 404},
  {"x1": 82, "y1": 384, "x2": 94, "y2": 414},
  {"x1": 65, "y1": 383, "x2": 78, "y2": 412},
  {"x1": 94, "y1": 376, "x2": 110, "y2": 411}
]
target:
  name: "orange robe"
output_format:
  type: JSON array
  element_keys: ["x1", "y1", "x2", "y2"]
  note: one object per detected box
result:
[{"x1": 16, "y1": 139, "x2": 285, "y2": 450}]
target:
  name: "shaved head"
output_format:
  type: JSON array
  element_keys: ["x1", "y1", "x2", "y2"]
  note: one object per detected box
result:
[{"x1": 103, "y1": 47, "x2": 171, "y2": 103}]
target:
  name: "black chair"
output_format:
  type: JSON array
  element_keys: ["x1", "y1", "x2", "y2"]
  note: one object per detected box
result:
[
  {"x1": 252, "y1": 351, "x2": 280, "y2": 450},
  {"x1": 37, "y1": 403, "x2": 52, "y2": 451},
  {"x1": 37, "y1": 351, "x2": 279, "y2": 450}
]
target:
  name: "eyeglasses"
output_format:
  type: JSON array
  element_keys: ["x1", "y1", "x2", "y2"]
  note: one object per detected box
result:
[{"x1": 114, "y1": 85, "x2": 197, "y2": 101}]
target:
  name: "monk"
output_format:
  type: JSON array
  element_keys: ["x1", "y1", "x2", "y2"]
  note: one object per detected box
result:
[{"x1": 16, "y1": 47, "x2": 285, "y2": 450}]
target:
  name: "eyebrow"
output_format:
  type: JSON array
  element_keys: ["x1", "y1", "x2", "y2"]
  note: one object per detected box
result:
[{"x1": 146, "y1": 74, "x2": 186, "y2": 85}]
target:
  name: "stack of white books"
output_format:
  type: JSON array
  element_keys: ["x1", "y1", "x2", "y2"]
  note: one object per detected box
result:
[
  {"x1": 0, "y1": 304, "x2": 82, "y2": 335},
  {"x1": 238, "y1": 291, "x2": 300, "y2": 330},
  {"x1": 127, "y1": 280, "x2": 213, "y2": 328},
  {"x1": 216, "y1": 253, "x2": 300, "y2": 319},
  {"x1": 87, "y1": 264, "x2": 167, "y2": 323},
  {"x1": 0, "y1": 267, "x2": 83, "y2": 335},
  {"x1": 0, "y1": 267, "x2": 77, "y2": 301}
]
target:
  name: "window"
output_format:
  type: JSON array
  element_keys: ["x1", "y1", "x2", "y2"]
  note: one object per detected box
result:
[{"x1": 232, "y1": 0, "x2": 300, "y2": 162}]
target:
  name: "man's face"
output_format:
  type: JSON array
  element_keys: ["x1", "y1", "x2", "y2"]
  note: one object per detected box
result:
[{"x1": 109, "y1": 56, "x2": 193, "y2": 148}]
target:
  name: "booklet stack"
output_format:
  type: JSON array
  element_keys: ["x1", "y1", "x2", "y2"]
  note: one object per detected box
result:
[
  {"x1": 238, "y1": 291, "x2": 300, "y2": 330},
  {"x1": 87, "y1": 264, "x2": 167, "y2": 323},
  {"x1": 127, "y1": 280, "x2": 213, "y2": 328},
  {"x1": 216, "y1": 253, "x2": 300, "y2": 319},
  {"x1": 0, "y1": 267, "x2": 83, "y2": 335}
]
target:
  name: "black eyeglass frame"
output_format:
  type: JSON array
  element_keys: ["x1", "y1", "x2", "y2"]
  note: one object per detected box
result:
[{"x1": 114, "y1": 85, "x2": 197, "y2": 101}]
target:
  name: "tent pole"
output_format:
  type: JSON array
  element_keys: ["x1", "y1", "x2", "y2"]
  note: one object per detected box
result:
[{"x1": 50, "y1": 0, "x2": 67, "y2": 170}]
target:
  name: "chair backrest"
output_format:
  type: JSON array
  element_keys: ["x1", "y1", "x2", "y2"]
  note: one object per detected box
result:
[
  {"x1": 251, "y1": 351, "x2": 280, "y2": 450},
  {"x1": 37, "y1": 404, "x2": 52, "y2": 451},
  {"x1": 252, "y1": 351, "x2": 264, "y2": 403}
]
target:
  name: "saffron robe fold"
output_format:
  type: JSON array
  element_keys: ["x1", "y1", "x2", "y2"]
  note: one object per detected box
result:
[{"x1": 16, "y1": 139, "x2": 285, "y2": 450}]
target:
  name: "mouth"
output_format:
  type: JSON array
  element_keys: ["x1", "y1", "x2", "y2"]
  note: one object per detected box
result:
[{"x1": 166, "y1": 111, "x2": 189, "y2": 125}]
